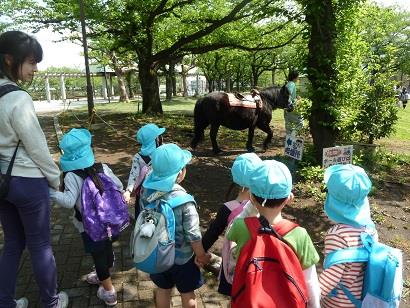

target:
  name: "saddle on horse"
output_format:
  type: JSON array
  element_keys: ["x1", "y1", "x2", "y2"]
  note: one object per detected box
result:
[{"x1": 227, "y1": 89, "x2": 262, "y2": 109}]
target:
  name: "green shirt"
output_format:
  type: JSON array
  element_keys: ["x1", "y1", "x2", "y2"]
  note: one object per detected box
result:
[
  {"x1": 286, "y1": 81, "x2": 297, "y2": 104},
  {"x1": 227, "y1": 218, "x2": 319, "y2": 270}
]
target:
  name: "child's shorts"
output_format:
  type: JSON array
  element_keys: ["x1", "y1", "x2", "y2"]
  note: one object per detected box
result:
[{"x1": 150, "y1": 257, "x2": 203, "y2": 293}]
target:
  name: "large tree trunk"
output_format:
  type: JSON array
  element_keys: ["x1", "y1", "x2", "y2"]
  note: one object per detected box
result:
[
  {"x1": 304, "y1": 0, "x2": 337, "y2": 162},
  {"x1": 171, "y1": 63, "x2": 177, "y2": 96},
  {"x1": 139, "y1": 59, "x2": 163, "y2": 113}
]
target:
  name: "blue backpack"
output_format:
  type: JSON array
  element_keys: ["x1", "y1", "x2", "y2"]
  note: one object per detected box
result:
[
  {"x1": 130, "y1": 191, "x2": 195, "y2": 274},
  {"x1": 324, "y1": 232, "x2": 402, "y2": 308}
]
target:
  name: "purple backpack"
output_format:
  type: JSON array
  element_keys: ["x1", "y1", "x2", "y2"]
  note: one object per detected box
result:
[{"x1": 81, "y1": 169, "x2": 130, "y2": 242}]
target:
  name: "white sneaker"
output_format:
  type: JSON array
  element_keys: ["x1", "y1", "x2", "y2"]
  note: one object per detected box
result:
[
  {"x1": 86, "y1": 270, "x2": 100, "y2": 285},
  {"x1": 97, "y1": 286, "x2": 117, "y2": 306},
  {"x1": 15, "y1": 297, "x2": 28, "y2": 308},
  {"x1": 56, "y1": 291, "x2": 69, "y2": 308}
]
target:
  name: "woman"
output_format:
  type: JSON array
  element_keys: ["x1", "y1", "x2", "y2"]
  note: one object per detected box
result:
[
  {"x1": 0, "y1": 31, "x2": 68, "y2": 308},
  {"x1": 284, "y1": 70, "x2": 303, "y2": 134}
]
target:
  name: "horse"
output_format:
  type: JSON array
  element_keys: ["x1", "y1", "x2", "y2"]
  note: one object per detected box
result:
[{"x1": 191, "y1": 86, "x2": 292, "y2": 154}]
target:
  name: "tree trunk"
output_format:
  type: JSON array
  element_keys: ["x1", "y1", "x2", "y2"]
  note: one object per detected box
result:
[
  {"x1": 304, "y1": 0, "x2": 337, "y2": 163},
  {"x1": 226, "y1": 76, "x2": 232, "y2": 92},
  {"x1": 181, "y1": 65, "x2": 188, "y2": 97},
  {"x1": 271, "y1": 68, "x2": 276, "y2": 85},
  {"x1": 110, "y1": 53, "x2": 129, "y2": 102},
  {"x1": 139, "y1": 60, "x2": 163, "y2": 113},
  {"x1": 126, "y1": 71, "x2": 135, "y2": 99},
  {"x1": 171, "y1": 64, "x2": 177, "y2": 96},
  {"x1": 165, "y1": 66, "x2": 172, "y2": 101}
]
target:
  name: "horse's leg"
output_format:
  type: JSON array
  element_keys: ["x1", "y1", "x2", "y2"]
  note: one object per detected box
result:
[
  {"x1": 246, "y1": 126, "x2": 256, "y2": 152},
  {"x1": 258, "y1": 122, "x2": 273, "y2": 150},
  {"x1": 210, "y1": 124, "x2": 222, "y2": 154}
]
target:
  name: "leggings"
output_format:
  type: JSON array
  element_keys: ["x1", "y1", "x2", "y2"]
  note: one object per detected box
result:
[
  {"x1": 0, "y1": 177, "x2": 58, "y2": 308},
  {"x1": 90, "y1": 240, "x2": 114, "y2": 281}
]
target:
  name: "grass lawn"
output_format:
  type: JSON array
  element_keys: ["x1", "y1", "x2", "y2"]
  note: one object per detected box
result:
[{"x1": 64, "y1": 96, "x2": 410, "y2": 154}]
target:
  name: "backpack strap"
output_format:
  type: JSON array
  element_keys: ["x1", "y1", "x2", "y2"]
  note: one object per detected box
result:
[
  {"x1": 324, "y1": 247, "x2": 369, "y2": 269},
  {"x1": 324, "y1": 232, "x2": 374, "y2": 269},
  {"x1": 244, "y1": 216, "x2": 298, "y2": 241},
  {"x1": 0, "y1": 84, "x2": 22, "y2": 98},
  {"x1": 166, "y1": 193, "x2": 195, "y2": 209}
]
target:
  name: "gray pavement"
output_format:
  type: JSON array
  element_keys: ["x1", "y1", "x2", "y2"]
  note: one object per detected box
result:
[{"x1": 0, "y1": 115, "x2": 229, "y2": 308}]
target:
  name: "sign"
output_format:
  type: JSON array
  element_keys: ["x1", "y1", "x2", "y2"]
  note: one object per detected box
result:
[
  {"x1": 284, "y1": 134, "x2": 304, "y2": 160},
  {"x1": 323, "y1": 145, "x2": 353, "y2": 168}
]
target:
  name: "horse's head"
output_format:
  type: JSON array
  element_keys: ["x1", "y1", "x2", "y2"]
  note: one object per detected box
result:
[{"x1": 260, "y1": 86, "x2": 293, "y2": 111}]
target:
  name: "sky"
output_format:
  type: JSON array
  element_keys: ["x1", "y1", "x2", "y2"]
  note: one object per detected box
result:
[{"x1": 32, "y1": 0, "x2": 409, "y2": 70}]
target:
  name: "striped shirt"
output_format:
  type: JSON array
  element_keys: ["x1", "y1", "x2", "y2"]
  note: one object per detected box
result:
[{"x1": 319, "y1": 224, "x2": 375, "y2": 308}]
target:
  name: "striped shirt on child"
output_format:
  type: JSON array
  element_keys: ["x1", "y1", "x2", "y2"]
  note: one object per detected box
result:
[{"x1": 319, "y1": 224, "x2": 376, "y2": 308}]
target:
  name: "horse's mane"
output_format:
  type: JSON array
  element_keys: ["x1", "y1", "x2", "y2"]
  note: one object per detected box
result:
[{"x1": 259, "y1": 86, "x2": 282, "y2": 106}]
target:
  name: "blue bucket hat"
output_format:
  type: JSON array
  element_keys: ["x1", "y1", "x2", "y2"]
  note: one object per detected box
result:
[
  {"x1": 136, "y1": 123, "x2": 166, "y2": 157},
  {"x1": 324, "y1": 164, "x2": 374, "y2": 228},
  {"x1": 231, "y1": 153, "x2": 262, "y2": 188},
  {"x1": 143, "y1": 143, "x2": 192, "y2": 192},
  {"x1": 248, "y1": 160, "x2": 292, "y2": 200},
  {"x1": 59, "y1": 128, "x2": 95, "y2": 172}
]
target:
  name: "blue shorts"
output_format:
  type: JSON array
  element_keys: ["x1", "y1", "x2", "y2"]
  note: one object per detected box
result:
[{"x1": 150, "y1": 257, "x2": 204, "y2": 293}]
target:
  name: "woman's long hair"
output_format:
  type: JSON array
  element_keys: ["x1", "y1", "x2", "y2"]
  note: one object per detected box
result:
[{"x1": 0, "y1": 31, "x2": 42, "y2": 82}]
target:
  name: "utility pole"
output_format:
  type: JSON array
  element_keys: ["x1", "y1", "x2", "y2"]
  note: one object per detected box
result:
[{"x1": 78, "y1": 0, "x2": 94, "y2": 121}]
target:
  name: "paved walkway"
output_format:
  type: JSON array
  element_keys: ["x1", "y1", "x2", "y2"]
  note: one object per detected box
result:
[
  {"x1": 0, "y1": 116, "x2": 229, "y2": 308},
  {"x1": 33, "y1": 97, "x2": 117, "y2": 114}
]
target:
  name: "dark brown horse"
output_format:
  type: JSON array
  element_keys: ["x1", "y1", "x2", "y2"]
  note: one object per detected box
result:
[{"x1": 191, "y1": 86, "x2": 291, "y2": 154}]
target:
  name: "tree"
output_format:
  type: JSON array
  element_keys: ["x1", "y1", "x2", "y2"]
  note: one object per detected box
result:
[{"x1": 9, "y1": 0, "x2": 303, "y2": 113}]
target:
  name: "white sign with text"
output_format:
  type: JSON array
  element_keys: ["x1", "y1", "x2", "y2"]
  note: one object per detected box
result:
[
  {"x1": 323, "y1": 145, "x2": 353, "y2": 168},
  {"x1": 284, "y1": 134, "x2": 304, "y2": 161}
]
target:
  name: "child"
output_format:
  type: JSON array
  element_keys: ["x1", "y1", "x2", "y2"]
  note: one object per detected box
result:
[
  {"x1": 123, "y1": 123, "x2": 165, "y2": 217},
  {"x1": 227, "y1": 160, "x2": 321, "y2": 308},
  {"x1": 50, "y1": 128, "x2": 123, "y2": 306},
  {"x1": 200, "y1": 153, "x2": 261, "y2": 296},
  {"x1": 319, "y1": 164, "x2": 377, "y2": 308},
  {"x1": 140, "y1": 143, "x2": 210, "y2": 308}
]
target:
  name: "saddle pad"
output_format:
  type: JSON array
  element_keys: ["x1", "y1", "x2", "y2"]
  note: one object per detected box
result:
[{"x1": 227, "y1": 93, "x2": 261, "y2": 109}]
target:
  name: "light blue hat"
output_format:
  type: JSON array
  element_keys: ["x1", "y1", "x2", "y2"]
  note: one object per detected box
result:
[
  {"x1": 59, "y1": 128, "x2": 95, "y2": 172},
  {"x1": 143, "y1": 143, "x2": 192, "y2": 192},
  {"x1": 231, "y1": 153, "x2": 262, "y2": 188},
  {"x1": 248, "y1": 160, "x2": 292, "y2": 200},
  {"x1": 136, "y1": 123, "x2": 166, "y2": 157},
  {"x1": 324, "y1": 164, "x2": 374, "y2": 228}
]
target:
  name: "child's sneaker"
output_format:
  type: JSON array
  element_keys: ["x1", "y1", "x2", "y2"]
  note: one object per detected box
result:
[
  {"x1": 15, "y1": 297, "x2": 28, "y2": 308},
  {"x1": 97, "y1": 286, "x2": 117, "y2": 306},
  {"x1": 56, "y1": 291, "x2": 69, "y2": 308},
  {"x1": 86, "y1": 270, "x2": 100, "y2": 285}
]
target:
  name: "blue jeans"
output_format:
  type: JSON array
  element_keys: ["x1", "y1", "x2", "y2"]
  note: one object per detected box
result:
[{"x1": 0, "y1": 177, "x2": 59, "y2": 308}]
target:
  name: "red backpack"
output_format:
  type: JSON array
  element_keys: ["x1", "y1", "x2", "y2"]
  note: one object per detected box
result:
[{"x1": 231, "y1": 216, "x2": 308, "y2": 308}]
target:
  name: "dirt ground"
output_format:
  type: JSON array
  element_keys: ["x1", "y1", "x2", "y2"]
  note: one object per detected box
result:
[{"x1": 59, "y1": 111, "x2": 410, "y2": 306}]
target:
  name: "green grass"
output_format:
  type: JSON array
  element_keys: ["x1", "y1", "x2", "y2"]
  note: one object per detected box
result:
[
  {"x1": 388, "y1": 108, "x2": 410, "y2": 140},
  {"x1": 66, "y1": 96, "x2": 410, "y2": 146},
  {"x1": 70, "y1": 97, "x2": 197, "y2": 114}
]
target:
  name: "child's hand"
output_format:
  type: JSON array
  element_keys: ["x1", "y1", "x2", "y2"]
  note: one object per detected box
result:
[
  {"x1": 123, "y1": 190, "x2": 131, "y2": 204},
  {"x1": 195, "y1": 252, "x2": 211, "y2": 267}
]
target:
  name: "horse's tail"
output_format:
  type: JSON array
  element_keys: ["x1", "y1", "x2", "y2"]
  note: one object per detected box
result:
[{"x1": 191, "y1": 97, "x2": 208, "y2": 148}]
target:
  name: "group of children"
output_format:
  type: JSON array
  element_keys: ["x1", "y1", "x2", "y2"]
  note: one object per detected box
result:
[{"x1": 51, "y1": 123, "x2": 382, "y2": 308}]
